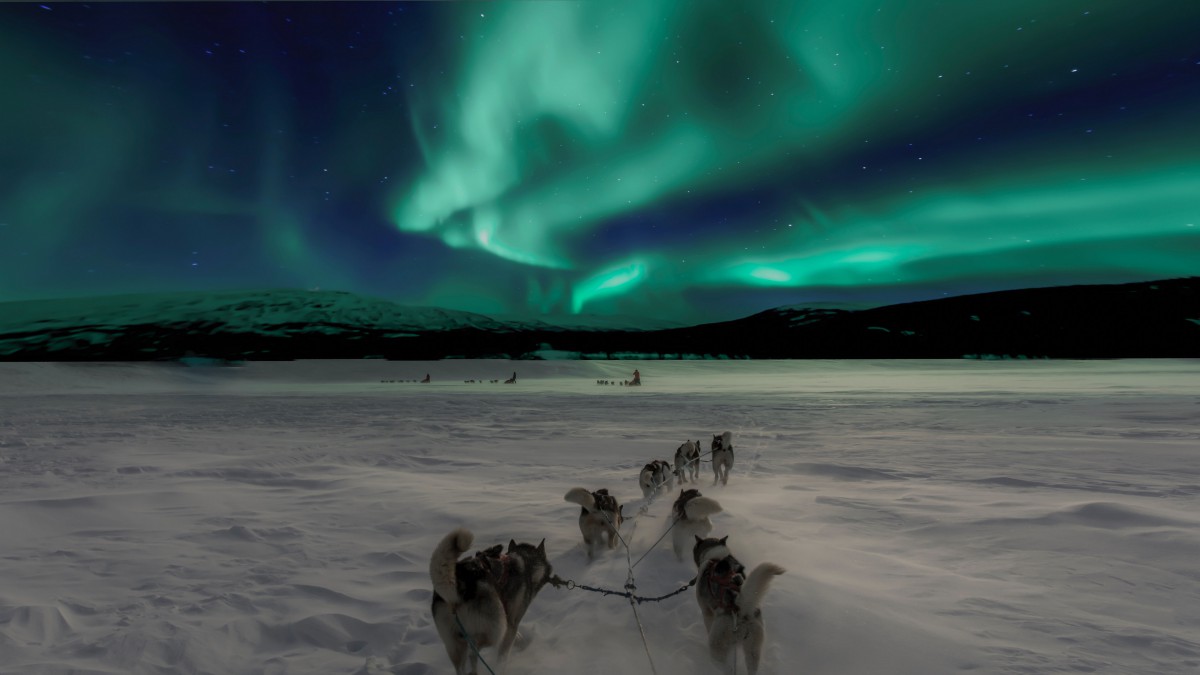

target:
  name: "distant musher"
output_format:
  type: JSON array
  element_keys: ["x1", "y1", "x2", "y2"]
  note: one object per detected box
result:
[
  {"x1": 629, "y1": 369, "x2": 641, "y2": 386},
  {"x1": 504, "y1": 371, "x2": 517, "y2": 384},
  {"x1": 421, "y1": 373, "x2": 430, "y2": 383}
]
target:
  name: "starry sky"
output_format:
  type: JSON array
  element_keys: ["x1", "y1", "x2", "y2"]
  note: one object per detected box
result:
[{"x1": 2, "y1": 1, "x2": 1198, "y2": 324}]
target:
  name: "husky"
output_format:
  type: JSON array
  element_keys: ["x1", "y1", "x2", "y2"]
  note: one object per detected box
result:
[
  {"x1": 674, "y1": 440, "x2": 701, "y2": 483},
  {"x1": 564, "y1": 487, "x2": 625, "y2": 559},
  {"x1": 430, "y1": 528, "x2": 553, "y2": 675},
  {"x1": 639, "y1": 459, "x2": 675, "y2": 498},
  {"x1": 693, "y1": 535, "x2": 785, "y2": 675},
  {"x1": 711, "y1": 431, "x2": 734, "y2": 486},
  {"x1": 670, "y1": 489, "x2": 722, "y2": 561}
]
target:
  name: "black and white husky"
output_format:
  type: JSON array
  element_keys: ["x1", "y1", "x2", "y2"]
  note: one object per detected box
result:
[
  {"x1": 674, "y1": 440, "x2": 701, "y2": 483},
  {"x1": 693, "y1": 535, "x2": 785, "y2": 675},
  {"x1": 711, "y1": 431, "x2": 734, "y2": 486},
  {"x1": 639, "y1": 459, "x2": 675, "y2": 498},
  {"x1": 564, "y1": 487, "x2": 625, "y2": 559},
  {"x1": 430, "y1": 528, "x2": 553, "y2": 675},
  {"x1": 670, "y1": 488, "x2": 722, "y2": 561}
]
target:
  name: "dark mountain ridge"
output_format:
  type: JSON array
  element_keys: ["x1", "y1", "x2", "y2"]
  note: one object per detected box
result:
[{"x1": 0, "y1": 278, "x2": 1196, "y2": 361}]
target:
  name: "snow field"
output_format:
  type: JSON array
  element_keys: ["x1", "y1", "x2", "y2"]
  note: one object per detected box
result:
[{"x1": 0, "y1": 359, "x2": 1197, "y2": 674}]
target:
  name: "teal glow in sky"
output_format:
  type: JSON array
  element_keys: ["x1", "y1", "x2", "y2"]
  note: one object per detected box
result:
[{"x1": 2, "y1": 1, "x2": 1198, "y2": 323}]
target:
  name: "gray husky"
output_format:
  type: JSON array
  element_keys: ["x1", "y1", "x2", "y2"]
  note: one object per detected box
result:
[
  {"x1": 674, "y1": 440, "x2": 701, "y2": 483},
  {"x1": 670, "y1": 488, "x2": 722, "y2": 561},
  {"x1": 430, "y1": 528, "x2": 553, "y2": 675},
  {"x1": 693, "y1": 535, "x2": 785, "y2": 675},
  {"x1": 639, "y1": 459, "x2": 675, "y2": 498},
  {"x1": 711, "y1": 431, "x2": 734, "y2": 486},
  {"x1": 564, "y1": 487, "x2": 625, "y2": 559}
]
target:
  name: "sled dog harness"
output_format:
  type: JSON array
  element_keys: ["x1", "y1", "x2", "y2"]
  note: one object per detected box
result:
[
  {"x1": 591, "y1": 488, "x2": 620, "y2": 517},
  {"x1": 470, "y1": 546, "x2": 512, "y2": 599},
  {"x1": 712, "y1": 437, "x2": 734, "y2": 456},
  {"x1": 704, "y1": 555, "x2": 746, "y2": 613}
]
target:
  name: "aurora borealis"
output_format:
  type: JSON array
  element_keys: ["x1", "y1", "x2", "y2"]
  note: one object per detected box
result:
[{"x1": 2, "y1": 2, "x2": 1198, "y2": 324}]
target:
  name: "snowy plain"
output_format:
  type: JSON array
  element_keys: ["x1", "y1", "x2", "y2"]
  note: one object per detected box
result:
[{"x1": 0, "y1": 359, "x2": 1198, "y2": 675}]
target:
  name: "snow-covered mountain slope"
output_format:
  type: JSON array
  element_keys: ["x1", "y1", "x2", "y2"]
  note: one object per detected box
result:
[
  {"x1": 0, "y1": 289, "x2": 507, "y2": 336},
  {"x1": 1, "y1": 277, "x2": 1196, "y2": 360}
]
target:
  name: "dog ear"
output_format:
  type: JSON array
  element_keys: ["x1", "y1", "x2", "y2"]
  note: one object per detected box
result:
[
  {"x1": 508, "y1": 539, "x2": 517, "y2": 552},
  {"x1": 695, "y1": 534, "x2": 703, "y2": 543},
  {"x1": 720, "y1": 536, "x2": 728, "y2": 544},
  {"x1": 537, "y1": 539, "x2": 546, "y2": 555}
]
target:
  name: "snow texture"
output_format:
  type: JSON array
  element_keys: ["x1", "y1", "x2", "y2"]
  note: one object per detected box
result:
[{"x1": 0, "y1": 359, "x2": 1198, "y2": 674}]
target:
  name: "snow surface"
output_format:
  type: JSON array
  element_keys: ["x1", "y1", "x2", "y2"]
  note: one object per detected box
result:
[{"x1": 0, "y1": 359, "x2": 1198, "y2": 674}]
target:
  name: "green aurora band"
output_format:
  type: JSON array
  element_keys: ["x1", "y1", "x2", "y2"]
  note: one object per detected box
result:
[{"x1": 394, "y1": 0, "x2": 1199, "y2": 315}]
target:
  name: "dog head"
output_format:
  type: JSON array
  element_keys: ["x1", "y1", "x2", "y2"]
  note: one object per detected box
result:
[
  {"x1": 693, "y1": 534, "x2": 729, "y2": 568},
  {"x1": 507, "y1": 538, "x2": 546, "y2": 557},
  {"x1": 673, "y1": 488, "x2": 701, "y2": 518},
  {"x1": 506, "y1": 538, "x2": 553, "y2": 587}
]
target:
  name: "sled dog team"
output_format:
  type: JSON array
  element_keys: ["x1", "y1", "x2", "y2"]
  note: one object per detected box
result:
[{"x1": 430, "y1": 431, "x2": 785, "y2": 675}]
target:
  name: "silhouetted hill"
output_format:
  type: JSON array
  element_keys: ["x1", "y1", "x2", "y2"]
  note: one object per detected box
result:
[{"x1": 0, "y1": 278, "x2": 1196, "y2": 360}]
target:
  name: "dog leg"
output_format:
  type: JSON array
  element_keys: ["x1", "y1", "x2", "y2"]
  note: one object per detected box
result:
[
  {"x1": 497, "y1": 622, "x2": 523, "y2": 674},
  {"x1": 708, "y1": 615, "x2": 735, "y2": 671},
  {"x1": 700, "y1": 603, "x2": 715, "y2": 634},
  {"x1": 466, "y1": 645, "x2": 479, "y2": 675},
  {"x1": 582, "y1": 529, "x2": 595, "y2": 560},
  {"x1": 442, "y1": 631, "x2": 471, "y2": 675},
  {"x1": 433, "y1": 604, "x2": 471, "y2": 675},
  {"x1": 743, "y1": 621, "x2": 765, "y2": 675}
]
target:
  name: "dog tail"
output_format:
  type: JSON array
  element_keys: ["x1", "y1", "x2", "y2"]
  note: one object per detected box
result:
[
  {"x1": 738, "y1": 562, "x2": 785, "y2": 614},
  {"x1": 430, "y1": 527, "x2": 473, "y2": 605},
  {"x1": 683, "y1": 496, "x2": 723, "y2": 520},
  {"x1": 564, "y1": 487, "x2": 597, "y2": 512}
]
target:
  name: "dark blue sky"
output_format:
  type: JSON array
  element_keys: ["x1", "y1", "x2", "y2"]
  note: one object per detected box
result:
[{"x1": 2, "y1": 1, "x2": 1198, "y2": 323}]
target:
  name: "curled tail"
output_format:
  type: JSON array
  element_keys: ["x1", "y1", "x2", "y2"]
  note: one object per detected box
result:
[
  {"x1": 738, "y1": 562, "x2": 785, "y2": 616},
  {"x1": 430, "y1": 527, "x2": 473, "y2": 605},
  {"x1": 683, "y1": 496, "x2": 723, "y2": 520},
  {"x1": 564, "y1": 487, "x2": 597, "y2": 512}
]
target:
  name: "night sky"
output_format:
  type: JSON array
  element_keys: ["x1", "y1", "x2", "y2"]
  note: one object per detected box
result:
[{"x1": 2, "y1": 1, "x2": 1198, "y2": 324}]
